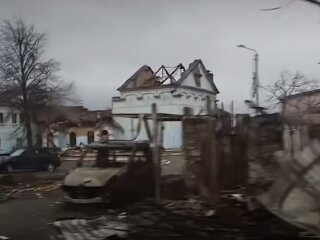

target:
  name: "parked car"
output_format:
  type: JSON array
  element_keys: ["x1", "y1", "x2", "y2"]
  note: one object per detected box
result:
[
  {"x1": 62, "y1": 140, "x2": 155, "y2": 205},
  {"x1": 0, "y1": 148, "x2": 60, "y2": 173}
]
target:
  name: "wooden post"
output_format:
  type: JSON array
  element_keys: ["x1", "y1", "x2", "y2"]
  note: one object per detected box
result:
[
  {"x1": 152, "y1": 103, "x2": 161, "y2": 202},
  {"x1": 206, "y1": 97, "x2": 219, "y2": 198}
]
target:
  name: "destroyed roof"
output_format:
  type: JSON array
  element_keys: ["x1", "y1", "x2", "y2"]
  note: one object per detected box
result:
[
  {"x1": 117, "y1": 59, "x2": 219, "y2": 94},
  {"x1": 35, "y1": 105, "x2": 112, "y2": 125}
]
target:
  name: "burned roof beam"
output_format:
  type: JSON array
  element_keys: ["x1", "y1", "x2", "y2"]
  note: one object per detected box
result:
[{"x1": 160, "y1": 64, "x2": 185, "y2": 85}]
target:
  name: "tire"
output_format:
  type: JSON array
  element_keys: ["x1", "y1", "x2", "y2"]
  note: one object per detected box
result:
[
  {"x1": 46, "y1": 163, "x2": 55, "y2": 172},
  {"x1": 6, "y1": 164, "x2": 13, "y2": 173}
]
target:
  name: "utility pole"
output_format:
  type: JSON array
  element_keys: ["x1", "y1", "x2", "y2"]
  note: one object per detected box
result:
[
  {"x1": 237, "y1": 44, "x2": 260, "y2": 106},
  {"x1": 253, "y1": 53, "x2": 260, "y2": 106}
]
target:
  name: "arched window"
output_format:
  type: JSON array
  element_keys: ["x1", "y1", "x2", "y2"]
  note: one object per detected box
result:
[
  {"x1": 69, "y1": 132, "x2": 77, "y2": 147},
  {"x1": 87, "y1": 131, "x2": 94, "y2": 144},
  {"x1": 100, "y1": 130, "x2": 109, "y2": 142}
]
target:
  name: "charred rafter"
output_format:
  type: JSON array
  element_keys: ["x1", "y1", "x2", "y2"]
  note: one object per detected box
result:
[{"x1": 154, "y1": 64, "x2": 186, "y2": 85}]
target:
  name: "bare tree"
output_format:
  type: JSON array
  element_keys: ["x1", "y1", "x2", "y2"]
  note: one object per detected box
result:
[
  {"x1": 264, "y1": 71, "x2": 318, "y2": 112},
  {"x1": 265, "y1": 71, "x2": 319, "y2": 156},
  {"x1": 0, "y1": 19, "x2": 73, "y2": 148}
]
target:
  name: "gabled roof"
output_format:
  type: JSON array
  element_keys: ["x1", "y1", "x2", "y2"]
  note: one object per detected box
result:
[
  {"x1": 117, "y1": 65, "x2": 154, "y2": 91},
  {"x1": 176, "y1": 59, "x2": 219, "y2": 93},
  {"x1": 117, "y1": 59, "x2": 219, "y2": 94}
]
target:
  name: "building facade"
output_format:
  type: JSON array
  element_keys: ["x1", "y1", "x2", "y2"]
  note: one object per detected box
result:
[
  {"x1": 0, "y1": 104, "x2": 117, "y2": 153},
  {"x1": 36, "y1": 106, "x2": 115, "y2": 149},
  {"x1": 282, "y1": 89, "x2": 320, "y2": 155},
  {"x1": 112, "y1": 59, "x2": 219, "y2": 149},
  {"x1": 0, "y1": 105, "x2": 27, "y2": 154}
]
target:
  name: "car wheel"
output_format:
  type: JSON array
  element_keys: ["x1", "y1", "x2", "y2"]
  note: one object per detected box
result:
[
  {"x1": 47, "y1": 163, "x2": 55, "y2": 172},
  {"x1": 6, "y1": 164, "x2": 13, "y2": 173}
]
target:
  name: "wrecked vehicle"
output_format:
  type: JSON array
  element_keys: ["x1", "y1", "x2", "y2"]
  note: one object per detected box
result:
[{"x1": 62, "y1": 140, "x2": 155, "y2": 204}]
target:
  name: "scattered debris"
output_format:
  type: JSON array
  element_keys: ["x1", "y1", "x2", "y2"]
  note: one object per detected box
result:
[
  {"x1": 53, "y1": 217, "x2": 129, "y2": 240},
  {"x1": 53, "y1": 195, "x2": 304, "y2": 240},
  {"x1": 204, "y1": 209, "x2": 215, "y2": 217},
  {"x1": 35, "y1": 193, "x2": 43, "y2": 199},
  {"x1": 118, "y1": 212, "x2": 127, "y2": 219},
  {"x1": 229, "y1": 193, "x2": 244, "y2": 202},
  {"x1": 161, "y1": 159, "x2": 171, "y2": 166},
  {"x1": 0, "y1": 182, "x2": 61, "y2": 202},
  {"x1": 34, "y1": 183, "x2": 61, "y2": 192}
]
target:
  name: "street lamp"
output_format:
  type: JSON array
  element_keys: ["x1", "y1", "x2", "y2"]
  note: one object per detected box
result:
[{"x1": 237, "y1": 44, "x2": 260, "y2": 106}]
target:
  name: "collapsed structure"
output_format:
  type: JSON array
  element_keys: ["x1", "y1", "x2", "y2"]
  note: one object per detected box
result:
[{"x1": 35, "y1": 106, "x2": 116, "y2": 149}]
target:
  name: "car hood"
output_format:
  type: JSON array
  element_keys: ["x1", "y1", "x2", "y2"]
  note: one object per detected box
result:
[{"x1": 64, "y1": 167, "x2": 125, "y2": 187}]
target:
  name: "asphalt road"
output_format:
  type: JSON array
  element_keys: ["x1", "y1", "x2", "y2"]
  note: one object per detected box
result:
[
  {"x1": 0, "y1": 154, "x2": 185, "y2": 240},
  {"x1": 0, "y1": 162, "x2": 75, "y2": 240},
  {"x1": 0, "y1": 190, "x2": 109, "y2": 240},
  {"x1": 0, "y1": 191, "x2": 62, "y2": 240}
]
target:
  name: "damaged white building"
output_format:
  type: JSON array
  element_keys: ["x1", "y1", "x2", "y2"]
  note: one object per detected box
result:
[{"x1": 112, "y1": 59, "x2": 219, "y2": 149}]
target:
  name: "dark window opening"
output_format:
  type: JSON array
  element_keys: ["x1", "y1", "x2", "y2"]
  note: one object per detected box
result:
[
  {"x1": 12, "y1": 113, "x2": 17, "y2": 124},
  {"x1": 69, "y1": 132, "x2": 77, "y2": 147},
  {"x1": 20, "y1": 113, "x2": 24, "y2": 123},
  {"x1": 193, "y1": 66, "x2": 202, "y2": 87},
  {"x1": 101, "y1": 130, "x2": 109, "y2": 142},
  {"x1": 87, "y1": 131, "x2": 94, "y2": 144},
  {"x1": 0, "y1": 113, "x2": 4, "y2": 124}
]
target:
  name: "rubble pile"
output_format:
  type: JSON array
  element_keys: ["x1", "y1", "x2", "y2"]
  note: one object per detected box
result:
[
  {"x1": 126, "y1": 197, "x2": 302, "y2": 240},
  {"x1": 53, "y1": 194, "x2": 305, "y2": 240},
  {"x1": 53, "y1": 217, "x2": 129, "y2": 240}
]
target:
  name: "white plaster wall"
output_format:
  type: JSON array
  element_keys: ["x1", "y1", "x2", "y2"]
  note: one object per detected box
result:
[
  {"x1": 42, "y1": 124, "x2": 115, "y2": 149},
  {"x1": 112, "y1": 86, "x2": 216, "y2": 149},
  {"x1": 181, "y1": 64, "x2": 214, "y2": 91},
  {"x1": 0, "y1": 106, "x2": 25, "y2": 154},
  {"x1": 114, "y1": 87, "x2": 215, "y2": 115},
  {"x1": 283, "y1": 125, "x2": 306, "y2": 156}
]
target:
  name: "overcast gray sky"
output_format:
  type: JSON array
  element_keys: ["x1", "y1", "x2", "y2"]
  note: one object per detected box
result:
[{"x1": 0, "y1": 0, "x2": 320, "y2": 112}]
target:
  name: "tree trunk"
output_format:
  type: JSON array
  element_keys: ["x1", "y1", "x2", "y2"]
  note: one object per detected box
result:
[
  {"x1": 25, "y1": 113, "x2": 33, "y2": 148},
  {"x1": 23, "y1": 94, "x2": 33, "y2": 149}
]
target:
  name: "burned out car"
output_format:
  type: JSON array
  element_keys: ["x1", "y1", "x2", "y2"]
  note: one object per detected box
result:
[{"x1": 62, "y1": 141, "x2": 155, "y2": 204}]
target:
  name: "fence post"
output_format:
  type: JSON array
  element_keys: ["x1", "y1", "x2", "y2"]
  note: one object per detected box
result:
[{"x1": 152, "y1": 103, "x2": 161, "y2": 202}]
